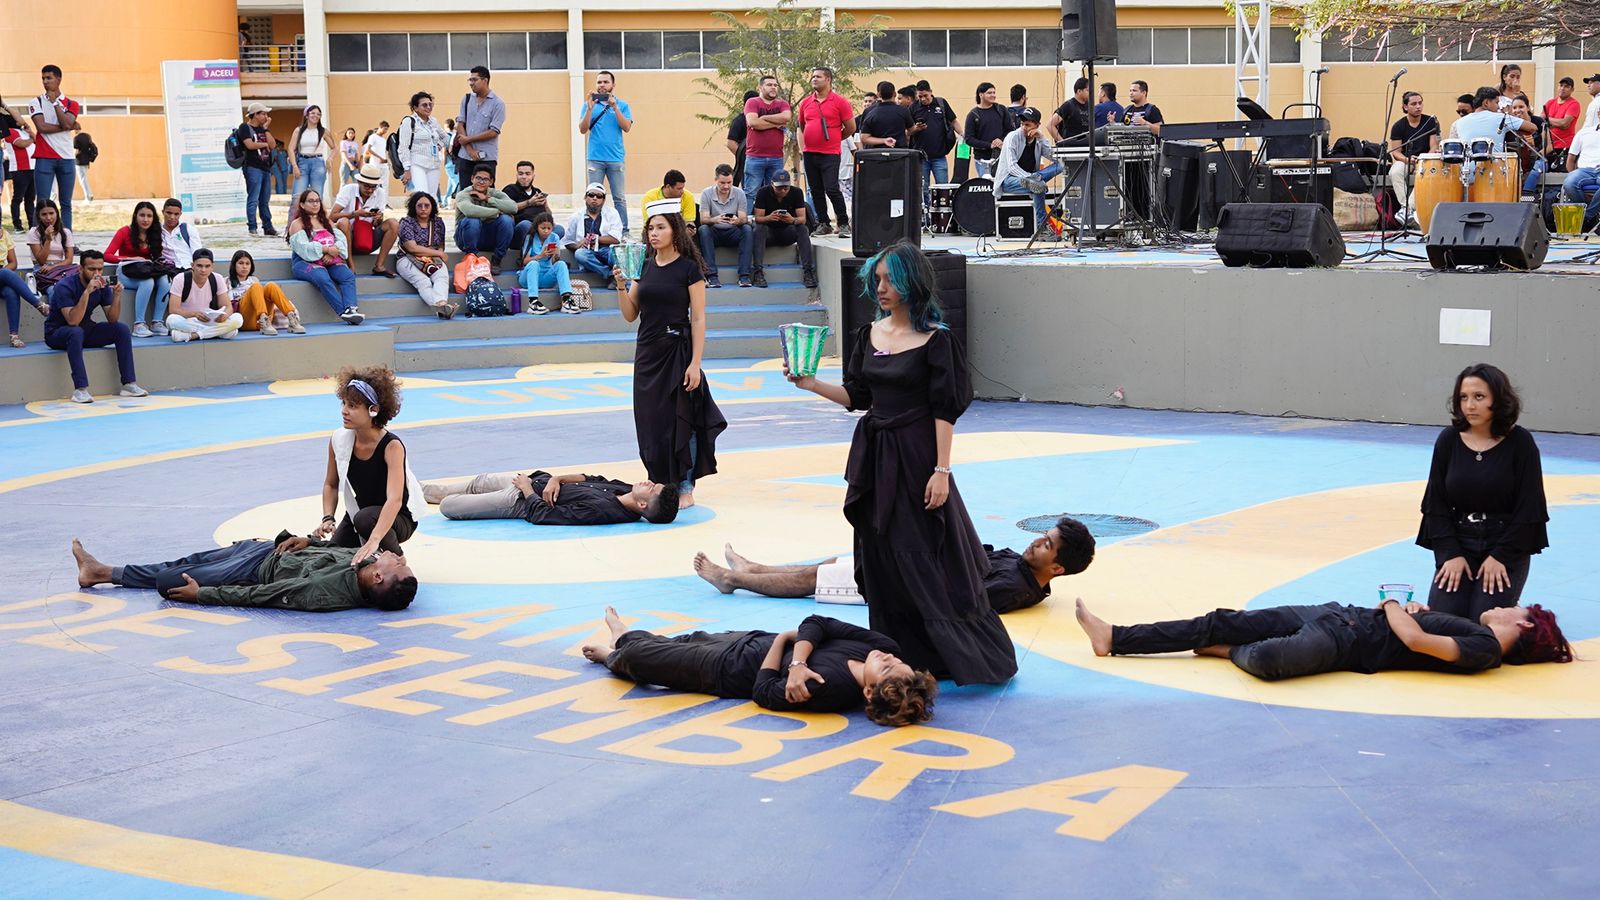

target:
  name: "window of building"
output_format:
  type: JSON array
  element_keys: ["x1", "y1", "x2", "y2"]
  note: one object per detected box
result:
[
  {"x1": 586, "y1": 31, "x2": 622, "y2": 70},
  {"x1": 411, "y1": 33, "x2": 448, "y2": 70},
  {"x1": 369, "y1": 34, "x2": 409, "y2": 72},
  {"x1": 624, "y1": 31, "x2": 663, "y2": 69},
  {"x1": 1115, "y1": 29, "x2": 1153, "y2": 65},
  {"x1": 874, "y1": 30, "x2": 910, "y2": 67},
  {"x1": 912, "y1": 30, "x2": 948, "y2": 68},
  {"x1": 1555, "y1": 41, "x2": 1582, "y2": 61},
  {"x1": 1269, "y1": 26, "x2": 1300, "y2": 63},
  {"x1": 1025, "y1": 28, "x2": 1060, "y2": 66},
  {"x1": 529, "y1": 32, "x2": 567, "y2": 69},
  {"x1": 450, "y1": 33, "x2": 488, "y2": 71},
  {"x1": 490, "y1": 32, "x2": 528, "y2": 71},
  {"x1": 1190, "y1": 27, "x2": 1231, "y2": 65},
  {"x1": 1152, "y1": 29, "x2": 1188, "y2": 65},
  {"x1": 704, "y1": 30, "x2": 734, "y2": 60},
  {"x1": 949, "y1": 30, "x2": 986, "y2": 67},
  {"x1": 664, "y1": 31, "x2": 701, "y2": 69},
  {"x1": 987, "y1": 29, "x2": 1025, "y2": 66},
  {"x1": 329, "y1": 33, "x2": 369, "y2": 72}
]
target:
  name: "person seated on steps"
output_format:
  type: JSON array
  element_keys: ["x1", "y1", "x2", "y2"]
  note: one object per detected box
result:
[
  {"x1": 43, "y1": 249, "x2": 149, "y2": 404},
  {"x1": 751, "y1": 170, "x2": 817, "y2": 289},
  {"x1": 582, "y1": 605, "x2": 938, "y2": 725},
  {"x1": 164, "y1": 249, "x2": 244, "y2": 343},
  {"x1": 225, "y1": 250, "x2": 302, "y2": 334},
  {"x1": 332, "y1": 163, "x2": 401, "y2": 278},
  {"x1": 452, "y1": 163, "x2": 517, "y2": 275},
  {"x1": 563, "y1": 182, "x2": 623, "y2": 288},
  {"x1": 517, "y1": 212, "x2": 580, "y2": 315},
  {"x1": 423, "y1": 469, "x2": 679, "y2": 525}
]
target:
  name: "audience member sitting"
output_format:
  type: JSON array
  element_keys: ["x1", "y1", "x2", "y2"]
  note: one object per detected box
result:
[
  {"x1": 396, "y1": 191, "x2": 456, "y2": 319},
  {"x1": 25, "y1": 199, "x2": 75, "y2": 291},
  {"x1": 1, "y1": 226, "x2": 47, "y2": 348},
  {"x1": 287, "y1": 189, "x2": 364, "y2": 325},
  {"x1": 640, "y1": 169, "x2": 697, "y2": 229},
  {"x1": 164, "y1": 249, "x2": 243, "y2": 343},
  {"x1": 1560, "y1": 127, "x2": 1600, "y2": 227},
  {"x1": 158, "y1": 197, "x2": 204, "y2": 273},
  {"x1": 697, "y1": 163, "x2": 753, "y2": 288},
  {"x1": 1507, "y1": 96, "x2": 1548, "y2": 196},
  {"x1": 104, "y1": 200, "x2": 171, "y2": 338},
  {"x1": 1455, "y1": 94, "x2": 1475, "y2": 118},
  {"x1": 331, "y1": 163, "x2": 400, "y2": 278},
  {"x1": 992, "y1": 107, "x2": 1064, "y2": 229},
  {"x1": 517, "y1": 212, "x2": 576, "y2": 315},
  {"x1": 226, "y1": 250, "x2": 302, "y2": 334},
  {"x1": 564, "y1": 182, "x2": 623, "y2": 286},
  {"x1": 423, "y1": 468, "x2": 678, "y2": 525},
  {"x1": 504, "y1": 159, "x2": 560, "y2": 264},
  {"x1": 752, "y1": 170, "x2": 816, "y2": 289},
  {"x1": 43, "y1": 250, "x2": 147, "y2": 404},
  {"x1": 453, "y1": 163, "x2": 517, "y2": 275}
]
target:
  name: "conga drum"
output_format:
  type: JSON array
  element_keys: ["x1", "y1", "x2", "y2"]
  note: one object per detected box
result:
[
  {"x1": 1412, "y1": 154, "x2": 1456, "y2": 234},
  {"x1": 1467, "y1": 154, "x2": 1519, "y2": 204},
  {"x1": 929, "y1": 183, "x2": 959, "y2": 233}
]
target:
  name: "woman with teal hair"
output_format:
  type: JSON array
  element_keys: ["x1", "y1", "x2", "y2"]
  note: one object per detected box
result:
[{"x1": 786, "y1": 241, "x2": 1017, "y2": 684}]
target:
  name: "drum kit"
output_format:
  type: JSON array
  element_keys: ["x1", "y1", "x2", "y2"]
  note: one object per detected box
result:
[{"x1": 1412, "y1": 138, "x2": 1517, "y2": 234}]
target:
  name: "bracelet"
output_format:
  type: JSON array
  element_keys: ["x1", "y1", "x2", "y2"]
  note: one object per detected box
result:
[
  {"x1": 788, "y1": 660, "x2": 809, "y2": 669},
  {"x1": 933, "y1": 465, "x2": 952, "y2": 474},
  {"x1": 321, "y1": 515, "x2": 336, "y2": 523}
]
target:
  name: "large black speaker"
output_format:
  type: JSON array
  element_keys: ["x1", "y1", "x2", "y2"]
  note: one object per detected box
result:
[
  {"x1": 1158, "y1": 141, "x2": 1203, "y2": 231},
  {"x1": 1426, "y1": 202, "x2": 1549, "y2": 271},
  {"x1": 1248, "y1": 163, "x2": 1334, "y2": 212},
  {"x1": 851, "y1": 148, "x2": 922, "y2": 258},
  {"x1": 1198, "y1": 150, "x2": 1252, "y2": 230},
  {"x1": 839, "y1": 251, "x2": 967, "y2": 362},
  {"x1": 1215, "y1": 203, "x2": 1345, "y2": 268},
  {"x1": 1061, "y1": 0, "x2": 1119, "y2": 61}
]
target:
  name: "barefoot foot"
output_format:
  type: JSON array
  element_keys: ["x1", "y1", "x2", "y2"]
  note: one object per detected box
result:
[
  {"x1": 678, "y1": 493, "x2": 695, "y2": 510},
  {"x1": 1193, "y1": 644, "x2": 1233, "y2": 659},
  {"x1": 1075, "y1": 598, "x2": 1114, "y2": 657},
  {"x1": 723, "y1": 542, "x2": 752, "y2": 572},
  {"x1": 72, "y1": 538, "x2": 112, "y2": 588},
  {"x1": 694, "y1": 553, "x2": 735, "y2": 594},
  {"x1": 580, "y1": 643, "x2": 612, "y2": 664},
  {"x1": 603, "y1": 605, "x2": 627, "y2": 641}
]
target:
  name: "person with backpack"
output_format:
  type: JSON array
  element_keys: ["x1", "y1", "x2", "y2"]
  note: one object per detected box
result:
[
  {"x1": 73, "y1": 132, "x2": 96, "y2": 202},
  {"x1": 395, "y1": 92, "x2": 448, "y2": 200},
  {"x1": 234, "y1": 102, "x2": 278, "y2": 236},
  {"x1": 288, "y1": 105, "x2": 335, "y2": 199},
  {"x1": 158, "y1": 198, "x2": 204, "y2": 272},
  {"x1": 163, "y1": 249, "x2": 243, "y2": 342}
]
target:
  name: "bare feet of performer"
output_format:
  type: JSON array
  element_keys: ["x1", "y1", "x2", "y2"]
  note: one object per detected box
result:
[
  {"x1": 692, "y1": 543, "x2": 840, "y2": 598},
  {"x1": 73, "y1": 539, "x2": 113, "y2": 588},
  {"x1": 581, "y1": 606, "x2": 629, "y2": 662},
  {"x1": 1075, "y1": 598, "x2": 1114, "y2": 657}
]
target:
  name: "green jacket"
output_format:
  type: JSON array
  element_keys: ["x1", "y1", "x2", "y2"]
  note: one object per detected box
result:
[
  {"x1": 194, "y1": 531, "x2": 368, "y2": 611},
  {"x1": 453, "y1": 187, "x2": 517, "y2": 219}
]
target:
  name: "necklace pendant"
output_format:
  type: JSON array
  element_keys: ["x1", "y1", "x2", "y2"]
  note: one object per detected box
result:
[{"x1": 1475, "y1": 452, "x2": 1483, "y2": 461}]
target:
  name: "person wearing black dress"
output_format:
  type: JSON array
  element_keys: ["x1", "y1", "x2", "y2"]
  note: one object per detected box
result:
[
  {"x1": 314, "y1": 366, "x2": 427, "y2": 562},
  {"x1": 786, "y1": 241, "x2": 1017, "y2": 685},
  {"x1": 614, "y1": 200, "x2": 727, "y2": 509},
  {"x1": 1417, "y1": 363, "x2": 1549, "y2": 619}
]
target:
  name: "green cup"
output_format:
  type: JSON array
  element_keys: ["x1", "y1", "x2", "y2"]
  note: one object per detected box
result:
[
  {"x1": 779, "y1": 323, "x2": 830, "y2": 377},
  {"x1": 615, "y1": 242, "x2": 648, "y2": 281}
]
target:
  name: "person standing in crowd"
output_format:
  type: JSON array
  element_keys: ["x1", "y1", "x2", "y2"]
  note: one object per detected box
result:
[
  {"x1": 453, "y1": 163, "x2": 516, "y2": 275},
  {"x1": 44, "y1": 250, "x2": 147, "y2": 404},
  {"x1": 859, "y1": 81, "x2": 912, "y2": 151},
  {"x1": 505, "y1": 159, "x2": 558, "y2": 264},
  {"x1": 992, "y1": 108, "x2": 1064, "y2": 236},
  {"x1": 794, "y1": 66, "x2": 854, "y2": 238},
  {"x1": 564, "y1": 182, "x2": 623, "y2": 285},
  {"x1": 1, "y1": 224, "x2": 47, "y2": 348},
  {"x1": 1095, "y1": 83, "x2": 1123, "y2": 126},
  {"x1": 1007, "y1": 84, "x2": 1029, "y2": 128},
  {"x1": 911, "y1": 80, "x2": 958, "y2": 217},
  {"x1": 579, "y1": 70, "x2": 634, "y2": 238},
  {"x1": 640, "y1": 169, "x2": 697, "y2": 227},
  {"x1": 332, "y1": 162, "x2": 400, "y2": 278},
  {"x1": 159, "y1": 198, "x2": 204, "y2": 275},
  {"x1": 1387, "y1": 91, "x2": 1440, "y2": 228},
  {"x1": 1049, "y1": 78, "x2": 1093, "y2": 143},
  {"x1": 963, "y1": 83, "x2": 1013, "y2": 179},
  {"x1": 271, "y1": 145, "x2": 292, "y2": 196},
  {"x1": 29, "y1": 66, "x2": 81, "y2": 230},
  {"x1": 855, "y1": 89, "x2": 878, "y2": 133},
  {"x1": 397, "y1": 92, "x2": 448, "y2": 200},
  {"x1": 784, "y1": 242, "x2": 1017, "y2": 685},
  {"x1": 698, "y1": 163, "x2": 752, "y2": 289},
  {"x1": 440, "y1": 118, "x2": 458, "y2": 201},
  {"x1": 225, "y1": 250, "x2": 301, "y2": 334},
  {"x1": 518, "y1": 212, "x2": 576, "y2": 315},
  {"x1": 361, "y1": 121, "x2": 389, "y2": 171},
  {"x1": 5, "y1": 120, "x2": 35, "y2": 233},
  {"x1": 1120, "y1": 80, "x2": 1164, "y2": 135},
  {"x1": 728, "y1": 89, "x2": 757, "y2": 188},
  {"x1": 313, "y1": 366, "x2": 427, "y2": 559},
  {"x1": 288, "y1": 105, "x2": 334, "y2": 199},
  {"x1": 287, "y1": 189, "x2": 363, "y2": 325},
  {"x1": 164, "y1": 249, "x2": 243, "y2": 343},
  {"x1": 236, "y1": 102, "x2": 278, "y2": 236},
  {"x1": 1581, "y1": 74, "x2": 1600, "y2": 135},
  {"x1": 454, "y1": 67, "x2": 507, "y2": 191},
  {"x1": 396, "y1": 191, "x2": 456, "y2": 319},
  {"x1": 1544, "y1": 77, "x2": 1580, "y2": 169},
  {"x1": 752, "y1": 170, "x2": 816, "y2": 289},
  {"x1": 613, "y1": 199, "x2": 726, "y2": 510},
  {"x1": 742, "y1": 75, "x2": 791, "y2": 212},
  {"x1": 339, "y1": 126, "x2": 361, "y2": 190},
  {"x1": 72, "y1": 132, "x2": 96, "y2": 201},
  {"x1": 1497, "y1": 64, "x2": 1527, "y2": 106},
  {"x1": 1418, "y1": 364, "x2": 1548, "y2": 619},
  {"x1": 103, "y1": 200, "x2": 170, "y2": 338}
]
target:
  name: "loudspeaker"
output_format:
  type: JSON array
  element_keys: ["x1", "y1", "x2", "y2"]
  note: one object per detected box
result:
[
  {"x1": 839, "y1": 251, "x2": 968, "y2": 362},
  {"x1": 851, "y1": 148, "x2": 922, "y2": 258},
  {"x1": 1426, "y1": 202, "x2": 1549, "y2": 271},
  {"x1": 1248, "y1": 163, "x2": 1334, "y2": 212},
  {"x1": 1061, "y1": 0, "x2": 1119, "y2": 61},
  {"x1": 1215, "y1": 203, "x2": 1345, "y2": 268},
  {"x1": 1158, "y1": 141, "x2": 1202, "y2": 231},
  {"x1": 1198, "y1": 150, "x2": 1252, "y2": 230}
]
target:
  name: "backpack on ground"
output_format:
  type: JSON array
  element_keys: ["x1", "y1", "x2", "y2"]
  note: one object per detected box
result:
[
  {"x1": 385, "y1": 115, "x2": 412, "y2": 179},
  {"x1": 223, "y1": 130, "x2": 246, "y2": 169},
  {"x1": 568, "y1": 281, "x2": 594, "y2": 311},
  {"x1": 463, "y1": 276, "x2": 508, "y2": 317},
  {"x1": 453, "y1": 253, "x2": 491, "y2": 292}
]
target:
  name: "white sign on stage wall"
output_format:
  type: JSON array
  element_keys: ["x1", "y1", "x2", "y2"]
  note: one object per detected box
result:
[{"x1": 160, "y1": 60, "x2": 247, "y2": 223}]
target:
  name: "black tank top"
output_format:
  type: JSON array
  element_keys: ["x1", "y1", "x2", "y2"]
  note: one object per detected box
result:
[{"x1": 347, "y1": 431, "x2": 412, "y2": 515}]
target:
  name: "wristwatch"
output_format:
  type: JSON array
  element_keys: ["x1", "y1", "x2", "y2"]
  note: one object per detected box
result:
[{"x1": 787, "y1": 659, "x2": 809, "y2": 670}]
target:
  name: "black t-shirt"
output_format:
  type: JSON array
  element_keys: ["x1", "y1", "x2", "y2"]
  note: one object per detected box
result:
[
  {"x1": 635, "y1": 252, "x2": 703, "y2": 341},
  {"x1": 727, "y1": 113, "x2": 748, "y2": 146},
  {"x1": 862, "y1": 102, "x2": 914, "y2": 147},
  {"x1": 1120, "y1": 103, "x2": 1164, "y2": 126},
  {"x1": 964, "y1": 105, "x2": 1013, "y2": 159},
  {"x1": 1389, "y1": 115, "x2": 1440, "y2": 158},
  {"x1": 1356, "y1": 608, "x2": 1503, "y2": 674},
  {"x1": 1018, "y1": 137, "x2": 1039, "y2": 174},
  {"x1": 235, "y1": 122, "x2": 272, "y2": 170},
  {"x1": 754, "y1": 185, "x2": 806, "y2": 218},
  {"x1": 512, "y1": 471, "x2": 641, "y2": 525},
  {"x1": 749, "y1": 615, "x2": 902, "y2": 713},
  {"x1": 1053, "y1": 98, "x2": 1092, "y2": 138},
  {"x1": 502, "y1": 183, "x2": 550, "y2": 225},
  {"x1": 911, "y1": 97, "x2": 956, "y2": 157},
  {"x1": 982, "y1": 546, "x2": 1050, "y2": 614}
]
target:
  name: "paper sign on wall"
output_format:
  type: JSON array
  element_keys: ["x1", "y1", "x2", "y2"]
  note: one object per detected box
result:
[{"x1": 1439, "y1": 308, "x2": 1491, "y2": 346}]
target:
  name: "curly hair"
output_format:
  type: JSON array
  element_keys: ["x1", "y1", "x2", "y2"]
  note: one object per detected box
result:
[
  {"x1": 405, "y1": 190, "x2": 439, "y2": 222},
  {"x1": 1448, "y1": 363, "x2": 1521, "y2": 437},
  {"x1": 644, "y1": 212, "x2": 706, "y2": 270},
  {"x1": 334, "y1": 365, "x2": 403, "y2": 427},
  {"x1": 1503, "y1": 604, "x2": 1573, "y2": 665},
  {"x1": 865, "y1": 670, "x2": 938, "y2": 727}
]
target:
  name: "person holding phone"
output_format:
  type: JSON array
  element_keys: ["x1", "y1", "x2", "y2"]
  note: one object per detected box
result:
[
  {"x1": 751, "y1": 170, "x2": 816, "y2": 289},
  {"x1": 697, "y1": 163, "x2": 753, "y2": 288},
  {"x1": 43, "y1": 250, "x2": 147, "y2": 404},
  {"x1": 578, "y1": 70, "x2": 634, "y2": 237}
]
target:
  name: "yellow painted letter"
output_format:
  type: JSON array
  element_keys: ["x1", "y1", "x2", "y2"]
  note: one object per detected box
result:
[
  {"x1": 933, "y1": 765, "x2": 1188, "y2": 841},
  {"x1": 450, "y1": 676, "x2": 713, "y2": 743},
  {"x1": 755, "y1": 726, "x2": 1014, "y2": 801},
  {"x1": 339, "y1": 660, "x2": 572, "y2": 715},
  {"x1": 604, "y1": 702, "x2": 847, "y2": 765},
  {"x1": 158, "y1": 632, "x2": 378, "y2": 676}
]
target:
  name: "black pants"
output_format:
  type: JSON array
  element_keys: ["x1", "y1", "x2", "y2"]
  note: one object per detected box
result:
[
  {"x1": 1426, "y1": 522, "x2": 1530, "y2": 619},
  {"x1": 114, "y1": 540, "x2": 275, "y2": 598},
  {"x1": 1112, "y1": 603, "x2": 1352, "y2": 681},
  {"x1": 10, "y1": 171, "x2": 36, "y2": 231},
  {"x1": 802, "y1": 152, "x2": 849, "y2": 228},
  {"x1": 754, "y1": 222, "x2": 814, "y2": 272},
  {"x1": 605, "y1": 629, "x2": 770, "y2": 698},
  {"x1": 331, "y1": 507, "x2": 416, "y2": 554}
]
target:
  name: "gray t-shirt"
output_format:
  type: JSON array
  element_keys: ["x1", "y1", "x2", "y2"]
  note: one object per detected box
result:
[{"x1": 699, "y1": 185, "x2": 747, "y2": 219}]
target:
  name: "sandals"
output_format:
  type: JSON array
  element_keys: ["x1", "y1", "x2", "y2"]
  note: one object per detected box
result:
[
  {"x1": 373, "y1": 263, "x2": 397, "y2": 279},
  {"x1": 436, "y1": 301, "x2": 459, "y2": 320},
  {"x1": 9, "y1": 334, "x2": 23, "y2": 349}
]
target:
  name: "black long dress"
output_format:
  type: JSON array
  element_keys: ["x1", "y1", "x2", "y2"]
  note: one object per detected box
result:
[
  {"x1": 632, "y1": 253, "x2": 727, "y2": 486},
  {"x1": 842, "y1": 323, "x2": 1017, "y2": 685}
]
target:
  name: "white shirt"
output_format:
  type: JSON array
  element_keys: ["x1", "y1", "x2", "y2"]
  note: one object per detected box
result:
[
  {"x1": 1584, "y1": 96, "x2": 1600, "y2": 135},
  {"x1": 364, "y1": 132, "x2": 388, "y2": 163},
  {"x1": 28, "y1": 93, "x2": 77, "y2": 159},
  {"x1": 1449, "y1": 110, "x2": 1518, "y2": 152},
  {"x1": 160, "y1": 220, "x2": 204, "y2": 269},
  {"x1": 397, "y1": 115, "x2": 448, "y2": 170},
  {"x1": 1570, "y1": 129, "x2": 1600, "y2": 170},
  {"x1": 563, "y1": 206, "x2": 623, "y2": 246},
  {"x1": 335, "y1": 181, "x2": 388, "y2": 215}
]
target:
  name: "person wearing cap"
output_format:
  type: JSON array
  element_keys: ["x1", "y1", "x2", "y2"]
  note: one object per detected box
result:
[
  {"x1": 452, "y1": 163, "x2": 517, "y2": 275},
  {"x1": 236, "y1": 102, "x2": 279, "y2": 236},
  {"x1": 1545, "y1": 78, "x2": 1580, "y2": 169},
  {"x1": 991, "y1": 106, "x2": 1064, "y2": 232},
  {"x1": 1559, "y1": 128, "x2": 1600, "y2": 226},
  {"x1": 333, "y1": 163, "x2": 400, "y2": 278},
  {"x1": 564, "y1": 182, "x2": 623, "y2": 284},
  {"x1": 640, "y1": 169, "x2": 697, "y2": 233},
  {"x1": 1579, "y1": 74, "x2": 1600, "y2": 135},
  {"x1": 751, "y1": 170, "x2": 816, "y2": 289},
  {"x1": 164, "y1": 249, "x2": 243, "y2": 343}
]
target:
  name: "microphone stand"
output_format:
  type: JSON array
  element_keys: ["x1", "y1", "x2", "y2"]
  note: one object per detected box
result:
[{"x1": 1348, "y1": 70, "x2": 1426, "y2": 262}]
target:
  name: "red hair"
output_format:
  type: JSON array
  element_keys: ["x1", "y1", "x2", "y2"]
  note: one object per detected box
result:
[{"x1": 1504, "y1": 604, "x2": 1572, "y2": 665}]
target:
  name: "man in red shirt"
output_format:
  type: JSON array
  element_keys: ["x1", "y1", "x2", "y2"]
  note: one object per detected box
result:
[
  {"x1": 1545, "y1": 76, "x2": 1580, "y2": 168},
  {"x1": 28, "y1": 64, "x2": 81, "y2": 231},
  {"x1": 742, "y1": 75, "x2": 791, "y2": 213},
  {"x1": 794, "y1": 66, "x2": 854, "y2": 237}
]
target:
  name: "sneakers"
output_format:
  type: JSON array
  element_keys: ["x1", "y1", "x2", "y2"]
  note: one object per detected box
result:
[
  {"x1": 170, "y1": 330, "x2": 192, "y2": 343},
  {"x1": 340, "y1": 308, "x2": 365, "y2": 326},
  {"x1": 738, "y1": 275, "x2": 753, "y2": 287},
  {"x1": 286, "y1": 312, "x2": 306, "y2": 334},
  {"x1": 752, "y1": 269, "x2": 768, "y2": 288},
  {"x1": 217, "y1": 319, "x2": 240, "y2": 339},
  {"x1": 150, "y1": 321, "x2": 170, "y2": 336},
  {"x1": 489, "y1": 255, "x2": 503, "y2": 276},
  {"x1": 1020, "y1": 174, "x2": 1048, "y2": 194},
  {"x1": 837, "y1": 224, "x2": 851, "y2": 238},
  {"x1": 258, "y1": 313, "x2": 278, "y2": 335},
  {"x1": 561, "y1": 295, "x2": 584, "y2": 314},
  {"x1": 529, "y1": 299, "x2": 551, "y2": 315},
  {"x1": 814, "y1": 223, "x2": 834, "y2": 236},
  {"x1": 802, "y1": 268, "x2": 818, "y2": 289},
  {"x1": 119, "y1": 383, "x2": 148, "y2": 398},
  {"x1": 71, "y1": 388, "x2": 93, "y2": 403},
  {"x1": 706, "y1": 274, "x2": 722, "y2": 289},
  {"x1": 131, "y1": 323, "x2": 153, "y2": 338}
]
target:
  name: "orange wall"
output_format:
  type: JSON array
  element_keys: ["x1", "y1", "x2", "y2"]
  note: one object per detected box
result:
[{"x1": 0, "y1": 0, "x2": 235, "y2": 99}]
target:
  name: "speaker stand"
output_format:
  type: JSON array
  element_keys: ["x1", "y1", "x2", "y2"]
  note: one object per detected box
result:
[{"x1": 1346, "y1": 75, "x2": 1426, "y2": 263}]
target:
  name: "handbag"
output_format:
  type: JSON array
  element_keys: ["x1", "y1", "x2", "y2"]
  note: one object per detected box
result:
[
  {"x1": 118, "y1": 260, "x2": 161, "y2": 280},
  {"x1": 32, "y1": 262, "x2": 77, "y2": 293}
]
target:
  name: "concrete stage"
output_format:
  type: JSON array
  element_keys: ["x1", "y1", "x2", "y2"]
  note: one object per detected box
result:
[{"x1": 2, "y1": 360, "x2": 1597, "y2": 898}]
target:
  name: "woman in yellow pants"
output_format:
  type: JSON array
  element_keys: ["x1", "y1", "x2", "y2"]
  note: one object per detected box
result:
[{"x1": 226, "y1": 250, "x2": 305, "y2": 334}]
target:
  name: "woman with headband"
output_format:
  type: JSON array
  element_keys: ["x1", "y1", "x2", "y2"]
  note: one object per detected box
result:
[{"x1": 314, "y1": 367, "x2": 427, "y2": 563}]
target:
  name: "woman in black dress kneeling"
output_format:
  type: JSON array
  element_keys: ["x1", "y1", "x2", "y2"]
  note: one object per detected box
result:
[
  {"x1": 615, "y1": 200, "x2": 726, "y2": 509},
  {"x1": 786, "y1": 241, "x2": 1016, "y2": 684}
]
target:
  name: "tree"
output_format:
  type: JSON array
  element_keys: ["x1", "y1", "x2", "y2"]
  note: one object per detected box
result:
[
  {"x1": 684, "y1": 0, "x2": 901, "y2": 174},
  {"x1": 1297, "y1": 0, "x2": 1596, "y2": 59}
]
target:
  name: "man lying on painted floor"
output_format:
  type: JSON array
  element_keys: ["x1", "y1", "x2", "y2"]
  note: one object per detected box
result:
[
  {"x1": 692, "y1": 515, "x2": 1096, "y2": 610},
  {"x1": 423, "y1": 471, "x2": 678, "y2": 526},
  {"x1": 71, "y1": 533, "x2": 418, "y2": 612},
  {"x1": 1073, "y1": 596, "x2": 1572, "y2": 679},
  {"x1": 583, "y1": 605, "x2": 938, "y2": 726}
]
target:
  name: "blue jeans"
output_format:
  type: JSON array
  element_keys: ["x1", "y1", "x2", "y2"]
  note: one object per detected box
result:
[
  {"x1": 115, "y1": 539, "x2": 277, "y2": 598},
  {"x1": 586, "y1": 160, "x2": 628, "y2": 232},
  {"x1": 573, "y1": 246, "x2": 614, "y2": 278},
  {"x1": 33, "y1": 157, "x2": 76, "y2": 230},
  {"x1": 293, "y1": 156, "x2": 327, "y2": 198},
  {"x1": 45, "y1": 320, "x2": 135, "y2": 390},
  {"x1": 1561, "y1": 166, "x2": 1600, "y2": 217},
  {"x1": 742, "y1": 156, "x2": 786, "y2": 213},
  {"x1": 243, "y1": 166, "x2": 274, "y2": 232},
  {"x1": 292, "y1": 259, "x2": 357, "y2": 314},
  {"x1": 520, "y1": 258, "x2": 572, "y2": 295},
  {"x1": 1, "y1": 267, "x2": 41, "y2": 334},
  {"x1": 118, "y1": 272, "x2": 172, "y2": 325},
  {"x1": 456, "y1": 214, "x2": 514, "y2": 257},
  {"x1": 921, "y1": 156, "x2": 950, "y2": 212},
  {"x1": 698, "y1": 223, "x2": 753, "y2": 277},
  {"x1": 513, "y1": 220, "x2": 565, "y2": 257},
  {"x1": 1001, "y1": 161, "x2": 1064, "y2": 228}
]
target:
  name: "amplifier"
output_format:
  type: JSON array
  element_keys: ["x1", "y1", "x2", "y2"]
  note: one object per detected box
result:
[{"x1": 1249, "y1": 164, "x2": 1333, "y2": 211}]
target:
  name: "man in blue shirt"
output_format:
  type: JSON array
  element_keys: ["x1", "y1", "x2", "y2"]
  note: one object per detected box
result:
[
  {"x1": 579, "y1": 70, "x2": 635, "y2": 237},
  {"x1": 1451, "y1": 86, "x2": 1536, "y2": 152},
  {"x1": 44, "y1": 250, "x2": 147, "y2": 404},
  {"x1": 1094, "y1": 83, "x2": 1124, "y2": 127}
]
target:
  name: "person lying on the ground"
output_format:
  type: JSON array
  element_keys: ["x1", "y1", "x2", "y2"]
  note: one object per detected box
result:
[
  {"x1": 582, "y1": 606, "x2": 938, "y2": 725},
  {"x1": 423, "y1": 470, "x2": 679, "y2": 526},
  {"x1": 71, "y1": 532, "x2": 417, "y2": 612},
  {"x1": 693, "y1": 516, "x2": 1095, "y2": 612},
  {"x1": 1073, "y1": 595, "x2": 1572, "y2": 681}
]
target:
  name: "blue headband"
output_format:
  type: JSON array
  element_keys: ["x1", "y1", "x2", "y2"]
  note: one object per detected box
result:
[{"x1": 347, "y1": 379, "x2": 378, "y2": 406}]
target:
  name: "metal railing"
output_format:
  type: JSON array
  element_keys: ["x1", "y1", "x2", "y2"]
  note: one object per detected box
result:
[{"x1": 240, "y1": 45, "x2": 305, "y2": 74}]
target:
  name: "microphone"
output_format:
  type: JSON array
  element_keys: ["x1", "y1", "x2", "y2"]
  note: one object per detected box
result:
[
  {"x1": 1389, "y1": 67, "x2": 1408, "y2": 83},
  {"x1": 1311, "y1": 67, "x2": 1329, "y2": 75}
]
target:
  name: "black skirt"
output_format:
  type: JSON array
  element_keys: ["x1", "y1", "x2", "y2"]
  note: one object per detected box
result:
[{"x1": 633, "y1": 326, "x2": 727, "y2": 486}]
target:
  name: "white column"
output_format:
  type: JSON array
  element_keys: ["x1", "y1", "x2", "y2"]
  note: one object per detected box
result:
[
  {"x1": 1532, "y1": 42, "x2": 1556, "y2": 110},
  {"x1": 568, "y1": 10, "x2": 587, "y2": 208},
  {"x1": 303, "y1": 0, "x2": 330, "y2": 120},
  {"x1": 1300, "y1": 21, "x2": 1323, "y2": 110}
]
